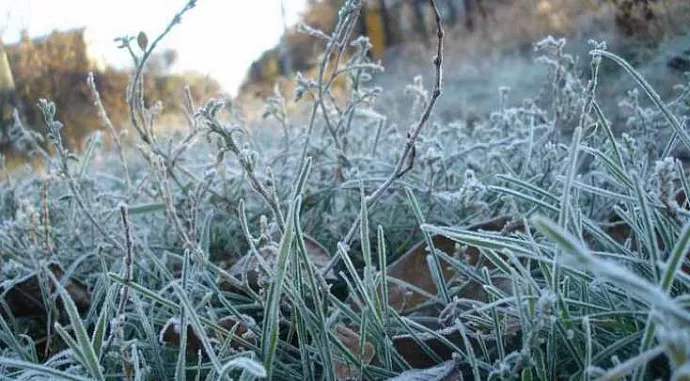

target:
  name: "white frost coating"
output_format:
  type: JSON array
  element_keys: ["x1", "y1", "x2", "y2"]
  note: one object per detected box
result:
[{"x1": 159, "y1": 316, "x2": 182, "y2": 344}]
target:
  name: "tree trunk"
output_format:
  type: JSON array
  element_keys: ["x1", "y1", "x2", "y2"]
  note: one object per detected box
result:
[{"x1": 379, "y1": 0, "x2": 395, "y2": 46}]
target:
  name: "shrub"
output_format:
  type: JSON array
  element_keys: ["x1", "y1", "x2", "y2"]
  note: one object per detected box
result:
[{"x1": 1, "y1": 29, "x2": 220, "y2": 160}]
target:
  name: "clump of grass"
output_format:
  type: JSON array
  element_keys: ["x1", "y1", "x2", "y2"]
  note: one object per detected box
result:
[{"x1": 1, "y1": 0, "x2": 690, "y2": 380}]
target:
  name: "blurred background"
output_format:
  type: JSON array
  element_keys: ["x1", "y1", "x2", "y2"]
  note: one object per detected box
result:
[{"x1": 0, "y1": 0, "x2": 689, "y2": 164}]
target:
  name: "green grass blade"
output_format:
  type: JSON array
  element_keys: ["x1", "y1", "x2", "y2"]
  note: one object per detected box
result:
[
  {"x1": 91, "y1": 284, "x2": 116, "y2": 361},
  {"x1": 0, "y1": 357, "x2": 95, "y2": 381},
  {"x1": 261, "y1": 196, "x2": 298, "y2": 378},
  {"x1": 593, "y1": 49, "x2": 690, "y2": 152},
  {"x1": 47, "y1": 270, "x2": 105, "y2": 380}
]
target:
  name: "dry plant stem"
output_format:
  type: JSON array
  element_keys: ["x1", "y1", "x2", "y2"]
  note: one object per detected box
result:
[
  {"x1": 203, "y1": 117, "x2": 286, "y2": 230},
  {"x1": 152, "y1": 156, "x2": 212, "y2": 264},
  {"x1": 41, "y1": 109, "x2": 125, "y2": 252},
  {"x1": 305, "y1": 1, "x2": 362, "y2": 158},
  {"x1": 334, "y1": 88, "x2": 380, "y2": 135},
  {"x1": 279, "y1": 0, "x2": 293, "y2": 75},
  {"x1": 128, "y1": 0, "x2": 197, "y2": 145},
  {"x1": 298, "y1": 4, "x2": 382, "y2": 170},
  {"x1": 327, "y1": 63, "x2": 383, "y2": 85},
  {"x1": 12, "y1": 110, "x2": 53, "y2": 168},
  {"x1": 182, "y1": 86, "x2": 196, "y2": 127},
  {"x1": 322, "y1": 0, "x2": 444, "y2": 276},
  {"x1": 67, "y1": 178, "x2": 124, "y2": 252},
  {"x1": 41, "y1": 180, "x2": 53, "y2": 256},
  {"x1": 314, "y1": 22, "x2": 356, "y2": 148},
  {"x1": 87, "y1": 72, "x2": 131, "y2": 191},
  {"x1": 117, "y1": 204, "x2": 134, "y2": 319},
  {"x1": 169, "y1": 87, "x2": 200, "y2": 167},
  {"x1": 320, "y1": 2, "x2": 362, "y2": 109},
  {"x1": 278, "y1": 96, "x2": 291, "y2": 158},
  {"x1": 298, "y1": 104, "x2": 321, "y2": 173},
  {"x1": 123, "y1": 1, "x2": 200, "y2": 202},
  {"x1": 154, "y1": 162, "x2": 195, "y2": 249},
  {"x1": 169, "y1": 129, "x2": 200, "y2": 167}
]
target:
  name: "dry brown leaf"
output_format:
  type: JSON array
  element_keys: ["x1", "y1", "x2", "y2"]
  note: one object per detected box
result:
[
  {"x1": 389, "y1": 324, "x2": 521, "y2": 371},
  {"x1": 385, "y1": 235, "x2": 459, "y2": 314},
  {"x1": 159, "y1": 315, "x2": 255, "y2": 357},
  {"x1": 601, "y1": 188, "x2": 690, "y2": 274},
  {"x1": 337, "y1": 217, "x2": 522, "y2": 371},
  {"x1": 227, "y1": 234, "x2": 334, "y2": 292},
  {"x1": 0, "y1": 262, "x2": 90, "y2": 319},
  {"x1": 333, "y1": 323, "x2": 375, "y2": 380},
  {"x1": 302, "y1": 234, "x2": 332, "y2": 270},
  {"x1": 383, "y1": 216, "x2": 521, "y2": 314}
]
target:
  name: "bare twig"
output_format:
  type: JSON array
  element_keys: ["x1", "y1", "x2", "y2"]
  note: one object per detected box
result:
[
  {"x1": 11, "y1": 109, "x2": 53, "y2": 168},
  {"x1": 117, "y1": 1, "x2": 205, "y2": 205},
  {"x1": 41, "y1": 179, "x2": 53, "y2": 257},
  {"x1": 37, "y1": 100, "x2": 125, "y2": 252},
  {"x1": 87, "y1": 72, "x2": 131, "y2": 191},
  {"x1": 127, "y1": 1, "x2": 197, "y2": 145},
  {"x1": 321, "y1": 0, "x2": 445, "y2": 276},
  {"x1": 200, "y1": 113, "x2": 286, "y2": 230},
  {"x1": 299, "y1": 0, "x2": 362, "y2": 172},
  {"x1": 118, "y1": 204, "x2": 134, "y2": 315}
]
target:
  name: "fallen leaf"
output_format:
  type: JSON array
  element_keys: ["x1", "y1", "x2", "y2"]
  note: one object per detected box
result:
[
  {"x1": 159, "y1": 315, "x2": 256, "y2": 357},
  {"x1": 384, "y1": 216, "x2": 521, "y2": 314},
  {"x1": 334, "y1": 217, "x2": 521, "y2": 371},
  {"x1": 389, "y1": 323, "x2": 521, "y2": 371},
  {"x1": 601, "y1": 188, "x2": 690, "y2": 274},
  {"x1": 388, "y1": 358, "x2": 464, "y2": 381},
  {"x1": 385, "y1": 235, "x2": 457, "y2": 314},
  {"x1": 302, "y1": 234, "x2": 333, "y2": 270},
  {"x1": 227, "y1": 234, "x2": 334, "y2": 292},
  {"x1": 0, "y1": 262, "x2": 90, "y2": 319},
  {"x1": 333, "y1": 323, "x2": 375, "y2": 380}
]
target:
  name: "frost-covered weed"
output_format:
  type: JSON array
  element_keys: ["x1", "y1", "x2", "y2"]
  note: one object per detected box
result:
[{"x1": 1, "y1": 0, "x2": 690, "y2": 380}]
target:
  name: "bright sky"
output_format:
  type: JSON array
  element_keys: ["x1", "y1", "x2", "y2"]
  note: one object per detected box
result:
[{"x1": 0, "y1": 0, "x2": 307, "y2": 95}]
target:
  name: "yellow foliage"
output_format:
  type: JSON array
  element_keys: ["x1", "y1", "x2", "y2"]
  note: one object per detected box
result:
[
  {"x1": 0, "y1": 47, "x2": 15, "y2": 91},
  {"x1": 261, "y1": 55, "x2": 281, "y2": 82},
  {"x1": 1, "y1": 29, "x2": 220, "y2": 154},
  {"x1": 363, "y1": 3, "x2": 387, "y2": 61}
]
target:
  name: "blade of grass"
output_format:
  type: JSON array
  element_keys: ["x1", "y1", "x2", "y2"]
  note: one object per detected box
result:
[
  {"x1": 91, "y1": 284, "x2": 116, "y2": 361},
  {"x1": 0, "y1": 357, "x2": 94, "y2": 381},
  {"x1": 293, "y1": 201, "x2": 336, "y2": 381},
  {"x1": 632, "y1": 173, "x2": 661, "y2": 283},
  {"x1": 533, "y1": 215, "x2": 690, "y2": 325},
  {"x1": 219, "y1": 357, "x2": 267, "y2": 379},
  {"x1": 175, "y1": 249, "x2": 191, "y2": 381},
  {"x1": 592, "y1": 49, "x2": 690, "y2": 153},
  {"x1": 171, "y1": 279, "x2": 223, "y2": 376},
  {"x1": 635, "y1": 219, "x2": 690, "y2": 379},
  {"x1": 405, "y1": 187, "x2": 450, "y2": 303},
  {"x1": 261, "y1": 196, "x2": 298, "y2": 379},
  {"x1": 47, "y1": 270, "x2": 105, "y2": 380}
]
